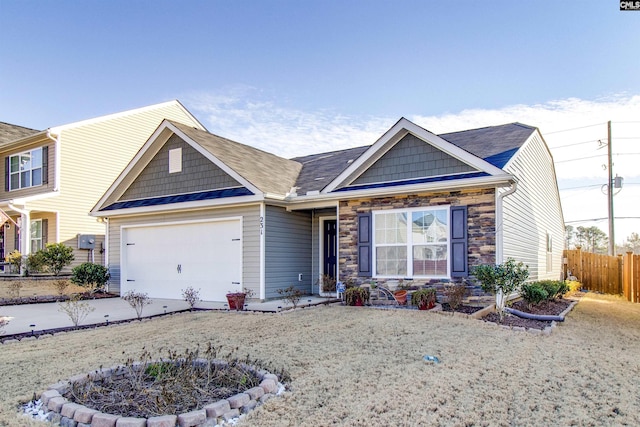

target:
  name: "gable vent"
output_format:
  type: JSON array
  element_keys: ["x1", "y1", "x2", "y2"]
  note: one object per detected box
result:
[{"x1": 169, "y1": 148, "x2": 182, "y2": 173}]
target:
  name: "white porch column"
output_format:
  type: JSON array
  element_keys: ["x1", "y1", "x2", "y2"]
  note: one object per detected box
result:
[{"x1": 9, "y1": 203, "x2": 31, "y2": 275}]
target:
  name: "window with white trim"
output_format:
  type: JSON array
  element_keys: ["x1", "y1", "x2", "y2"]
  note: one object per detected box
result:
[
  {"x1": 373, "y1": 206, "x2": 450, "y2": 278},
  {"x1": 10, "y1": 148, "x2": 43, "y2": 190},
  {"x1": 30, "y1": 219, "x2": 43, "y2": 253}
]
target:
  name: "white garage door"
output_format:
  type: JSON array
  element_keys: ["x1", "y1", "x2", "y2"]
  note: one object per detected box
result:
[{"x1": 122, "y1": 219, "x2": 242, "y2": 301}]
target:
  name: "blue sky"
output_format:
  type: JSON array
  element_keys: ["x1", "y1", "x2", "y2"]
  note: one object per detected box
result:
[{"x1": 1, "y1": 1, "x2": 639, "y2": 242}]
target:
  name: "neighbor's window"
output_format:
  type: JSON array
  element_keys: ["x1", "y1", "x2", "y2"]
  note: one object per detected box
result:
[
  {"x1": 373, "y1": 207, "x2": 450, "y2": 277},
  {"x1": 10, "y1": 148, "x2": 43, "y2": 190},
  {"x1": 30, "y1": 219, "x2": 43, "y2": 253}
]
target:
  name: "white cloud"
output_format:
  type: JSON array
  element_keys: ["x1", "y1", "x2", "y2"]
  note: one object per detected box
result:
[
  {"x1": 185, "y1": 90, "x2": 640, "y2": 242},
  {"x1": 185, "y1": 86, "x2": 394, "y2": 159}
]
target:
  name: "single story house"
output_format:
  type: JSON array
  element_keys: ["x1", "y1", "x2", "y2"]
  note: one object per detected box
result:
[{"x1": 91, "y1": 117, "x2": 565, "y2": 301}]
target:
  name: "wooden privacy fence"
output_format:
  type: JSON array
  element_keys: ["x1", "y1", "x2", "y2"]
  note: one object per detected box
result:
[{"x1": 563, "y1": 248, "x2": 640, "y2": 302}]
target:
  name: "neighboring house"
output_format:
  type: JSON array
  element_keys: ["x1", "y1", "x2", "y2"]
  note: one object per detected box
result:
[
  {"x1": 91, "y1": 118, "x2": 564, "y2": 301},
  {"x1": 91, "y1": 117, "x2": 565, "y2": 301},
  {"x1": 0, "y1": 101, "x2": 205, "y2": 271}
]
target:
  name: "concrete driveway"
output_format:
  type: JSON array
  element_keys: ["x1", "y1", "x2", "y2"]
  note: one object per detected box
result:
[{"x1": 0, "y1": 295, "x2": 338, "y2": 336}]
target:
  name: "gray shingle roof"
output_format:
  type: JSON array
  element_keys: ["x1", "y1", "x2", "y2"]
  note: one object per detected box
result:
[
  {"x1": 292, "y1": 123, "x2": 535, "y2": 194},
  {"x1": 170, "y1": 122, "x2": 302, "y2": 195},
  {"x1": 168, "y1": 121, "x2": 534, "y2": 197},
  {"x1": 0, "y1": 122, "x2": 40, "y2": 145},
  {"x1": 291, "y1": 146, "x2": 370, "y2": 195},
  {"x1": 439, "y1": 123, "x2": 535, "y2": 164}
]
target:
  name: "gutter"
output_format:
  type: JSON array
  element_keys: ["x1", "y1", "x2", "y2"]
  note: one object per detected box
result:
[
  {"x1": 495, "y1": 181, "x2": 518, "y2": 264},
  {"x1": 45, "y1": 129, "x2": 61, "y2": 191}
]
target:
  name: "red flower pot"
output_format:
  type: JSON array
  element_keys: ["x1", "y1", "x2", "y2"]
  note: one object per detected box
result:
[{"x1": 226, "y1": 293, "x2": 246, "y2": 311}]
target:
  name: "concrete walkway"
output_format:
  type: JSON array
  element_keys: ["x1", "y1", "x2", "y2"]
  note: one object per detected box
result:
[{"x1": 0, "y1": 296, "x2": 340, "y2": 337}]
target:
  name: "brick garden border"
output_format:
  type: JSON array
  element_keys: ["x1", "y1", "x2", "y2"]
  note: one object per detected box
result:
[{"x1": 36, "y1": 359, "x2": 283, "y2": 427}]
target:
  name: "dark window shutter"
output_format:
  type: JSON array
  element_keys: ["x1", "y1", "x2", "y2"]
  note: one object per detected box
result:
[
  {"x1": 450, "y1": 206, "x2": 468, "y2": 277},
  {"x1": 14, "y1": 223, "x2": 19, "y2": 253},
  {"x1": 42, "y1": 219, "x2": 48, "y2": 246},
  {"x1": 42, "y1": 146, "x2": 49, "y2": 184},
  {"x1": 5, "y1": 156, "x2": 9, "y2": 191},
  {"x1": 357, "y1": 212, "x2": 372, "y2": 276}
]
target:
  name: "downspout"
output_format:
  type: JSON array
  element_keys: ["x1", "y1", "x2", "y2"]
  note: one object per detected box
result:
[
  {"x1": 104, "y1": 217, "x2": 109, "y2": 292},
  {"x1": 45, "y1": 129, "x2": 61, "y2": 192},
  {"x1": 495, "y1": 181, "x2": 518, "y2": 265},
  {"x1": 8, "y1": 202, "x2": 30, "y2": 275},
  {"x1": 494, "y1": 181, "x2": 518, "y2": 313}
]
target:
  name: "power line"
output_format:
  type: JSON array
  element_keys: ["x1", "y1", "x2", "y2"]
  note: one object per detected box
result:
[
  {"x1": 555, "y1": 154, "x2": 606, "y2": 163},
  {"x1": 549, "y1": 139, "x2": 603, "y2": 150},
  {"x1": 559, "y1": 184, "x2": 603, "y2": 191},
  {"x1": 544, "y1": 123, "x2": 606, "y2": 135},
  {"x1": 565, "y1": 217, "x2": 640, "y2": 224}
]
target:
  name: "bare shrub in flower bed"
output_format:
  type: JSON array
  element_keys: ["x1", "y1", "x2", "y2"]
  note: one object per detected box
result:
[{"x1": 64, "y1": 343, "x2": 290, "y2": 418}]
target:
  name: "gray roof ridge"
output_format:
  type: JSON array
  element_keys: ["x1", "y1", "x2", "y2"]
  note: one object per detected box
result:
[
  {"x1": 168, "y1": 120, "x2": 301, "y2": 165},
  {"x1": 0, "y1": 121, "x2": 40, "y2": 132},
  {"x1": 169, "y1": 121, "x2": 302, "y2": 195},
  {"x1": 439, "y1": 122, "x2": 535, "y2": 137}
]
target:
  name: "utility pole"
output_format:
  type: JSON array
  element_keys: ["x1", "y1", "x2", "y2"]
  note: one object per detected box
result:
[{"x1": 607, "y1": 120, "x2": 615, "y2": 256}]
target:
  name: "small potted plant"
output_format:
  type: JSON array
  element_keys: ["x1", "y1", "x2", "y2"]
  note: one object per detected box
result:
[
  {"x1": 345, "y1": 287, "x2": 369, "y2": 306},
  {"x1": 411, "y1": 288, "x2": 437, "y2": 310},
  {"x1": 226, "y1": 288, "x2": 255, "y2": 311}
]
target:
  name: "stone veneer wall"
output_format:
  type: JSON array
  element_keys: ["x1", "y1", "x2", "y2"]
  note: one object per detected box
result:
[{"x1": 338, "y1": 188, "x2": 496, "y2": 288}]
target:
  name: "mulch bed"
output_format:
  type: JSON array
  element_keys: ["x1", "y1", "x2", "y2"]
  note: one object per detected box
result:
[
  {"x1": 440, "y1": 303, "x2": 484, "y2": 314},
  {"x1": 482, "y1": 298, "x2": 574, "y2": 330}
]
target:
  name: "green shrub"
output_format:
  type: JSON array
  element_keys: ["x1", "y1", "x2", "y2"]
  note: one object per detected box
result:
[
  {"x1": 71, "y1": 262, "x2": 110, "y2": 295},
  {"x1": 556, "y1": 281, "x2": 570, "y2": 297},
  {"x1": 26, "y1": 251, "x2": 46, "y2": 274},
  {"x1": 521, "y1": 283, "x2": 548, "y2": 309},
  {"x1": 473, "y1": 258, "x2": 529, "y2": 321},
  {"x1": 41, "y1": 243, "x2": 75, "y2": 275},
  {"x1": 533, "y1": 280, "x2": 569, "y2": 300}
]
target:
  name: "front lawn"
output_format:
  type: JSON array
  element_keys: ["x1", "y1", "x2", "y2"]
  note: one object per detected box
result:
[{"x1": 1, "y1": 293, "x2": 639, "y2": 426}]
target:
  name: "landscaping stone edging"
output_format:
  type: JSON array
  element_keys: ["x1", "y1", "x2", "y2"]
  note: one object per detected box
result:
[
  {"x1": 504, "y1": 299, "x2": 579, "y2": 322},
  {"x1": 34, "y1": 360, "x2": 284, "y2": 427}
]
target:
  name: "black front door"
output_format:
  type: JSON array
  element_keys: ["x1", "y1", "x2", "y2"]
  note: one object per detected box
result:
[{"x1": 323, "y1": 220, "x2": 337, "y2": 279}]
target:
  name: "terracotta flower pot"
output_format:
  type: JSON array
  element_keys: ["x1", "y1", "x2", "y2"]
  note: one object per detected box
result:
[
  {"x1": 394, "y1": 290, "x2": 407, "y2": 305},
  {"x1": 226, "y1": 293, "x2": 246, "y2": 311}
]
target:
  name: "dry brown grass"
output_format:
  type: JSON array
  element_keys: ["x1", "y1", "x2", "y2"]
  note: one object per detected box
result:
[
  {"x1": 2, "y1": 293, "x2": 640, "y2": 426},
  {"x1": 0, "y1": 279, "x2": 85, "y2": 299}
]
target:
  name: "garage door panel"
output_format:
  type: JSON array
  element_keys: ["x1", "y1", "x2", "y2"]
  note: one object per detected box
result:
[{"x1": 123, "y1": 219, "x2": 242, "y2": 301}]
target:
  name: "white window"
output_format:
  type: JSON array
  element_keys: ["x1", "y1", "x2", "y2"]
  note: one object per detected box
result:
[
  {"x1": 169, "y1": 148, "x2": 182, "y2": 173},
  {"x1": 30, "y1": 219, "x2": 43, "y2": 253},
  {"x1": 10, "y1": 148, "x2": 43, "y2": 190},
  {"x1": 373, "y1": 207, "x2": 450, "y2": 278}
]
